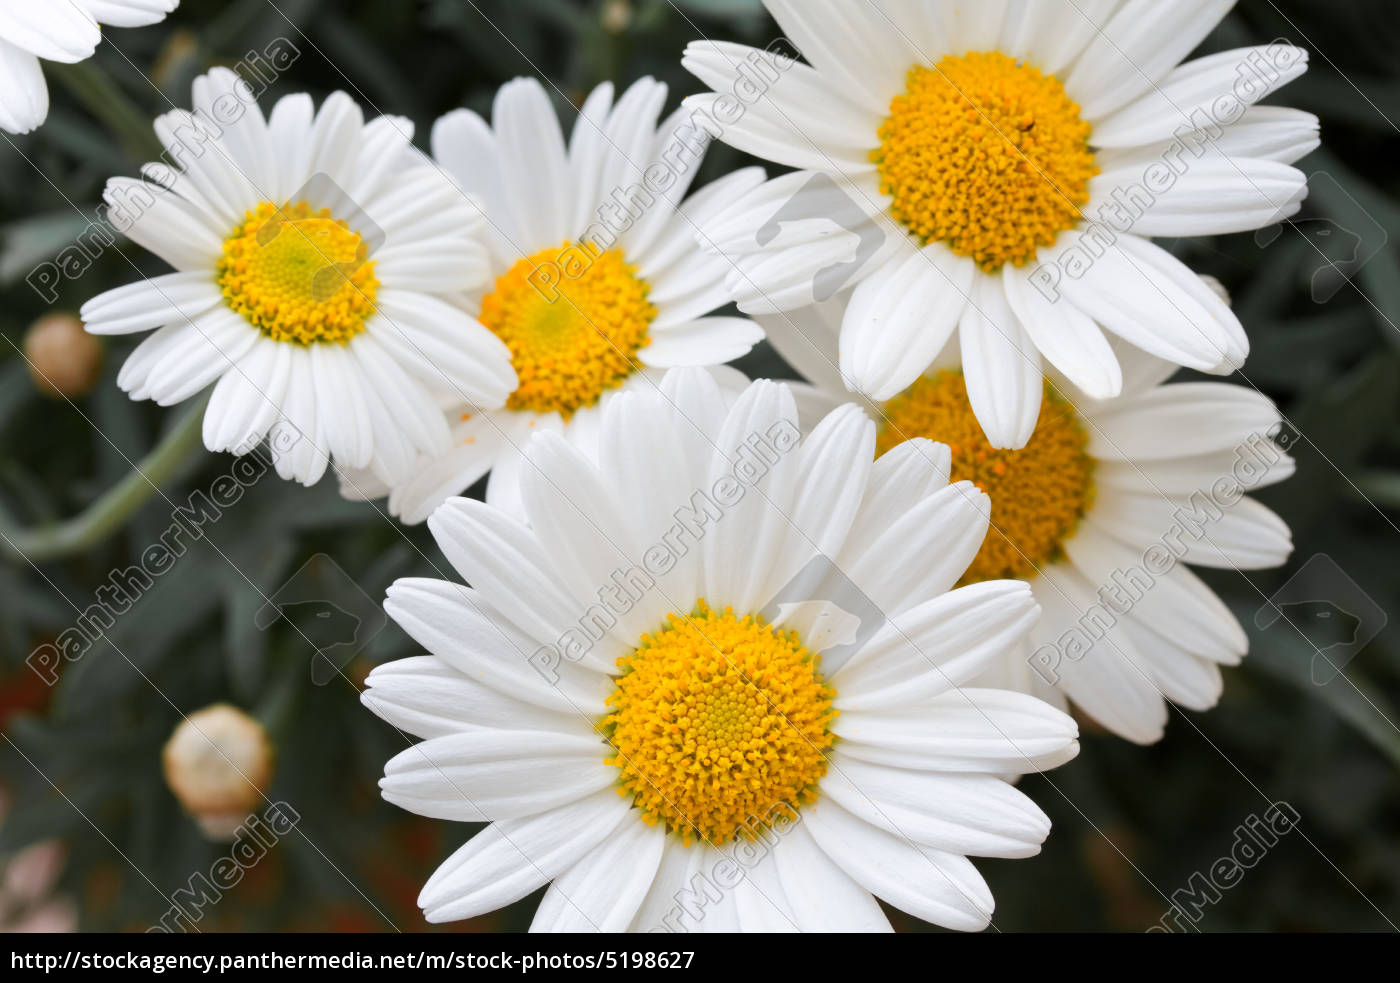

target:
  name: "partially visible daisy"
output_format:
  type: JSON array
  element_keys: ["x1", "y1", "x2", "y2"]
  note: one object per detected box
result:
[
  {"x1": 365, "y1": 368, "x2": 1079, "y2": 932},
  {"x1": 759, "y1": 288, "x2": 1293, "y2": 743},
  {"x1": 339, "y1": 77, "x2": 765, "y2": 522},
  {"x1": 686, "y1": 0, "x2": 1317, "y2": 447},
  {"x1": 81, "y1": 68, "x2": 516, "y2": 486},
  {"x1": 0, "y1": 0, "x2": 179, "y2": 134}
]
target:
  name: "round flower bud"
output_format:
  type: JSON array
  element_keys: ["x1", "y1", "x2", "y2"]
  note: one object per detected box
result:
[
  {"x1": 162, "y1": 704, "x2": 274, "y2": 841},
  {"x1": 601, "y1": 0, "x2": 632, "y2": 33},
  {"x1": 22, "y1": 313, "x2": 103, "y2": 399}
]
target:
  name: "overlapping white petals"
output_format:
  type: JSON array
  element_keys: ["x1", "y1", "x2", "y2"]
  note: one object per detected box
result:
[
  {"x1": 84, "y1": 67, "x2": 516, "y2": 487},
  {"x1": 369, "y1": 369, "x2": 1077, "y2": 932},
  {"x1": 343, "y1": 77, "x2": 764, "y2": 522},
  {"x1": 686, "y1": 0, "x2": 1312, "y2": 449},
  {"x1": 0, "y1": 0, "x2": 178, "y2": 134},
  {"x1": 764, "y1": 286, "x2": 1292, "y2": 743}
]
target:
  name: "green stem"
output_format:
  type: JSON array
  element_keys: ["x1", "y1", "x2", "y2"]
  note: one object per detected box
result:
[
  {"x1": 0, "y1": 395, "x2": 208, "y2": 564},
  {"x1": 256, "y1": 654, "x2": 305, "y2": 743},
  {"x1": 48, "y1": 59, "x2": 161, "y2": 161}
]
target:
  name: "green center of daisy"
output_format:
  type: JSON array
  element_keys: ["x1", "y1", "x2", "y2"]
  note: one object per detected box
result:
[
  {"x1": 877, "y1": 370, "x2": 1095, "y2": 582},
  {"x1": 218, "y1": 201, "x2": 379, "y2": 345},
  {"x1": 602, "y1": 602, "x2": 837, "y2": 845},
  {"x1": 479, "y1": 241, "x2": 654, "y2": 419},
  {"x1": 872, "y1": 52, "x2": 1098, "y2": 271}
]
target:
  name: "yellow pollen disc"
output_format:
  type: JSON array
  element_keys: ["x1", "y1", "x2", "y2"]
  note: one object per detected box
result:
[
  {"x1": 872, "y1": 52, "x2": 1098, "y2": 271},
  {"x1": 480, "y1": 242, "x2": 655, "y2": 419},
  {"x1": 218, "y1": 201, "x2": 379, "y2": 345},
  {"x1": 876, "y1": 371, "x2": 1094, "y2": 583},
  {"x1": 604, "y1": 602, "x2": 837, "y2": 845}
]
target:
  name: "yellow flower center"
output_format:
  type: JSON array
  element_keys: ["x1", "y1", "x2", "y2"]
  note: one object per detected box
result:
[
  {"x1": 604, "y1": 602, "x2": 837, "y2": 845},
  {"x1": 872, "y1": 52, "x2": 1098, "y2": 271},
  {"x1": 877, "y1": 371, "x2": 1095, "y2": 583},
  {"x1": 218, "y1": 201, "x2": 379, "y2": 344},
  {"x1": 480, "y1": 242, "x2": 654, "y2": 418}
]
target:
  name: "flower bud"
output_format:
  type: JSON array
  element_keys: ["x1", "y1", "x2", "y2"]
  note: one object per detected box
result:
[
  {"x1": 22, "y1": 313, "x2": 103, "y2": 399},
  {"x1": 162, "y1": 704, "x2": 274, "y2": 841},
  {"x1": 601, "y1": 0, "x2": 632, "y2": 33}
]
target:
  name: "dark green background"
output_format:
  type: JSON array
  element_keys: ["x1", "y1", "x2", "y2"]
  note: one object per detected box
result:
[{"x1": 0, "y1": 0, "x2": 1397, "y2": 932}]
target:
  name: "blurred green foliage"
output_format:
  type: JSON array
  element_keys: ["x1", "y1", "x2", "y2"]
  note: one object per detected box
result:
[{"x1": 0, "y1": 0, "x2": 1397, "y2": 932}]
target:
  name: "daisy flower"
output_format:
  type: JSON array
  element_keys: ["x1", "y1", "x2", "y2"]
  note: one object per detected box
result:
[
  {"x1": 0, "y1": 1, "x2": 180, "y2": 134},
  {"x1": 759, "y1": 288, "x2": 1293, "y2": 744},
  {"x1": 339, "y1": 76, "x2": 765, "y2": 522},
  {"x1": 685, "y1": 0, "x2": 1317, "y2": 448},
  {"x1": 81, "y1": 67, "x2": 516, "y2": 486},
  {"x1": 364, "y1": 367, "x2": 1079, "y2": 932}
]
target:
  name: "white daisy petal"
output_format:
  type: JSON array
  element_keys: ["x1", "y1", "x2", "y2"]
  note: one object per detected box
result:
[
  {"x1": 380, "y1": 730, "x2": 612, "y2": 823},
  {"x1": 840, "y1": 437, "x2": 952, "y2": 545},
  {"x1": 1119, "y1": 618, "x2": 1225, "y2": 712},
  {"x1": 140, "y1": 307, "x2": 257, "y2": 407},
  {"x1": 427, "y1": 498, "x2": 624, "y2": 672},
  {"x1": 519, "y1": 432, "x2": 667, "y2": 643},
  {"x1": 835, "y1": 482, "x2": 991, "y2": 616},
  {"x1": 492, "y1": 78, "x2": 572, "y2": 252},
  {"x1": 999, "y1": 0, "x2": 1122, "y2": 76},
  {"x1": 1030, "y1": 565, "x2": 1169, "y2": 744},
  {"x1": 700, "y1": 380, "x2": 802, "y2": 612},
  {"x1": 959, "y1": 275, "x2": 1042, "y2": 449},
  {"x1": 0, "y1": 4, "x2": 100, "y2": 64},
  {"x1": 638, "y1": 316, "x2": 763, "y2": 368},
  {"x1": 834, "y1": 687, "x2": 1080, "y2": 774},
  {"x1": 821, "y1": 754, "x2": 1052, "y2": 858},
  {"x1": 418, "y1": 790, "x2": 631, "y2": 923},
  {"x1": 1003, "y1": 263, "x2": 1122, "y2": 400},
  {"x1": 842, "y1": 242, "x2": 975, "y2": 402},
  {"x1": 265, "y1": 92, "x2": 314, "y2": 200},
  {"x1": 79, "y1": 1, "x2": 179, "y2": 28},
  {"x1": 383, "y1": 414, "x2": 504, "y2": 524},
  {"x1": 362, "y1": 655, "x2": 579, "y2": 740},
  {"x1": 384, "y1": 576, "x2": 612, "y2": 713},
  {"x1": 774, "y1": 402, "x2": 875, "y2": 573},
  {"x1": 305, "y1": 91, "x2": 364, "y2": 190},
  {"x1": 1087, "y1": 487, "x2": 1292, "y2": 569},
  {"x1": 772, "y1": 823, "x2": 891, "y2": 933},
  {"x1": 1066, "y1": 0, "x2": 1236, "y2": 122},
  {"x1": 761, "y1": 0, "x2": 909, "y2": 114},
  {"x1": 1052, "y1": 234, "x2": 1242, "y2": 372},
  {"x1": 1092, "y1": 46, "x2": 1309, "y2": 148},
  {"x1": 1086, "y1": 381, "x2": 1282, "y2": 459},
  {"x1": 0, "y1": 38, "x2": 48, "y2": 134},
  {"x1": 530, "y1": 819, "x2": 667, "y2": 933},
  {"x1": 202, "y1": 337, "x2": 288, "y2": 454},
  {"x1": 804, "y1": 800, "x2": 995, "y2": 932},
  {"x1": 1090, "y1": 157, "x2": 1307, "y2": 238},
  {"x1": 1063, "y1": 525, "x2": 1248, "y2": 662},
  {"x1": 681, "y1": 43, "x2": 877, "y2": 171},
  {"x1": 81, "y1": 272, "x2": 221, "y2": 335},
  {"x1": 1098, "y1": 105, "x2": 1321, "y2": 176},
  {"x1": 833, "y1": 580, "x2": 1040, "y2": 712},
  {"x1": 104, "y1": 178, "x2": 224, "y2": 271}
]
